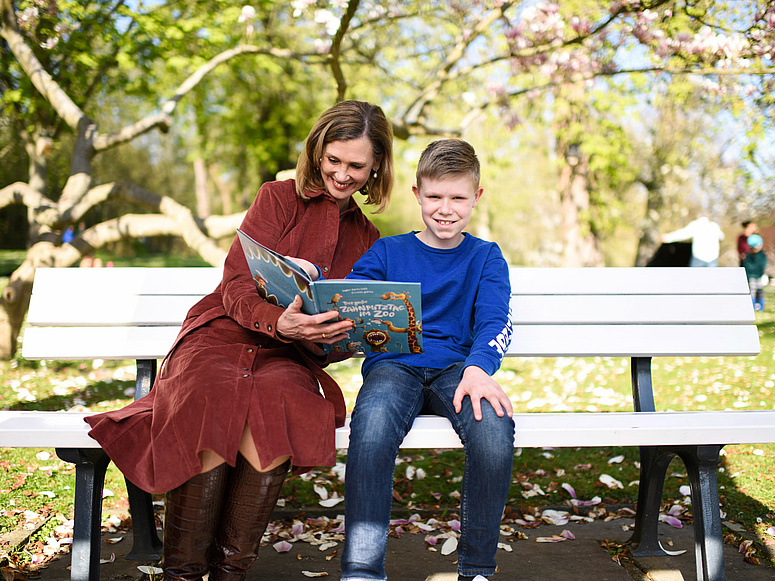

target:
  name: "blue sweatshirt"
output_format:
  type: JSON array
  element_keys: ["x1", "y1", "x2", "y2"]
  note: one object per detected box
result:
[{"x1": 348, "y1": 232, "x2": 513, "y2": 379}]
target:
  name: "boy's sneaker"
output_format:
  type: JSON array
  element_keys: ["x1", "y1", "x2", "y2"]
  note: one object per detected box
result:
[{"x1": 458, "y1": 576, "x2": 489, "y2": 581}]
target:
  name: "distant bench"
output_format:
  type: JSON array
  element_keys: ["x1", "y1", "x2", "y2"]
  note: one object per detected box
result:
[{"x1": 5, "y1": 265, "x2": 773, "y2": 581}]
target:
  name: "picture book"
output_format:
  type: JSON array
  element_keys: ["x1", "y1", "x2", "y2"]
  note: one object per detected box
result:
[{"x1": 237, "y1": 229, "x2": 423, "y2": 354}]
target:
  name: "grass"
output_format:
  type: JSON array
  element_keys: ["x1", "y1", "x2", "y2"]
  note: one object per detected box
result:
[{"x1": 0, "y1": 266, "x2": 774, "y2": 571}]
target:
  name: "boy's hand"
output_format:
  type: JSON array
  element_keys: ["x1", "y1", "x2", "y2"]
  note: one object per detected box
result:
[
  {"x1": 453, "y1": 365, "x2": 514, "y2": 421},
  {"x1": 276, "y1": 295, "x2": 353, "y2": 345}
]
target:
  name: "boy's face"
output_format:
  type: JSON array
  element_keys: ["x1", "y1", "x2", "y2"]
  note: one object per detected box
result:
[{"x1": 412, "y1": 175, "x2": 483, "y2": 249}]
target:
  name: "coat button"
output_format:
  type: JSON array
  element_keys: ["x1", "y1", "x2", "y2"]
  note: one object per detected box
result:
[
  {"x1": 247, "y1": 348, "x2": 254, "y2": 353},
  {"x1": 267, "y1": 323, "x2": 273, "y2": 332},
  {"x1": 242, "y1": 374, "x2": 249, "y2": 378},
  {"x1": 254, "y1": 322, "x2": 260, "y2": 329},
  {"x1": 322, "y1": 266, "x2": 329, "y2": 273}
]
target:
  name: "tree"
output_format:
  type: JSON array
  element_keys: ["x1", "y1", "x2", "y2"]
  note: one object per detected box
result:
[{"x1": 0, "y1": 0, "x2": 337, "y2": 357}]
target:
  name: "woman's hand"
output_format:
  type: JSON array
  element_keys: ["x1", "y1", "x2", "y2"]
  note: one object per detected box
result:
[
  {"x1": 286, "y1": 257, "x2": 319, "y2": 281},
  {"x1": 276, "y1": 295, "x2": 354, "y2": 347}
]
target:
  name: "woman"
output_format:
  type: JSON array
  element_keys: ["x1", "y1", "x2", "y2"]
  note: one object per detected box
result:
[{"x1": 85, "y1": 100, "x2": 394, "y2": 581}]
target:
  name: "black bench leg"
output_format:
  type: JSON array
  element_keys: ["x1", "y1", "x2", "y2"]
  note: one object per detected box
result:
[
  {"x1": 55, "y1": 448, "x2": 110, "y2": 581},
  {"x1": 125, "y1": 478, "x2": 163, "y2": 560},
  {"x1": 630, "y1": 445, "x2": 678, "y2": 557},
  {"x1": 125, "y1": 358, "x2": 163, "y2": 560},
  {"x1": 678, "y1": 445, "x2": 726, "y2": 581}
]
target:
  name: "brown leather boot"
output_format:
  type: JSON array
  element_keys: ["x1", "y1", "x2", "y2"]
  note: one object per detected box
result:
[
  {"x1": 162, "y1": 464, "x2": 229, "y2": 581},
  {"x1": 209, "y1": 455, "x2": 289, "y2": 581}
]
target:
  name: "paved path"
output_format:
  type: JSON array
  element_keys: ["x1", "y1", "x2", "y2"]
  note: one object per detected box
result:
[{"x1": 34, "y1": 514, "x2": 773, "y2": 581}]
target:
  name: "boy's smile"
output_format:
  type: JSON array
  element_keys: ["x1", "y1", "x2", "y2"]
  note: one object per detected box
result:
[{"x1": 412, "y1": 175, "x2": 483, "y2": 249}]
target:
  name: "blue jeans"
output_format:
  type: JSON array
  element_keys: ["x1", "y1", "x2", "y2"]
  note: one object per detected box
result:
[
  {"x1": 341, "y1": 361, "x2": 515, "y2": 580},
  {"x1": 690, "y1": 256, "x2": 717, "y2": 267}
]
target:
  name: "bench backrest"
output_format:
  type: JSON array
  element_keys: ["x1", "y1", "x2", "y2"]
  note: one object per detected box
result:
[{"x1": 21, "y1": 266, "x2": 760, "y2": 361}]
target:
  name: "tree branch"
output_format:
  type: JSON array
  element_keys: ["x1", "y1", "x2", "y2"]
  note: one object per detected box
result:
[
  {"x1": 0, "y1": 0, "x2": 87, "y2": 131},
  {"x1": 460, "y1": 62, "x2": 775, "y2": 133},
  {"x1": 328, "y1": 0, "x2": 360, "y2": 101},
  {"x1": 0, "y1": 181, "x2": 59, "y2": 224},
  {"x1": 203, "y1": 213, "x2": 247, "y2": 238},
  {"x1": 92, "y1": 44, "x2": 323, "y2": 151},
  {"x1": 401, "y1": 3, "x2": 512, "y2": 127}
]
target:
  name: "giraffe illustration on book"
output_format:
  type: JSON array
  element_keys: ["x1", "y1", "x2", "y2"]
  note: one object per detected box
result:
[{"x1": 375, "y1": 291, "x2": 423, "y2": 354}]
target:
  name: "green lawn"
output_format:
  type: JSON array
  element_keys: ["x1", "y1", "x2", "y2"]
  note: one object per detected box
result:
[{"x1": 0, "y1": 272, "x2": 773, "y2": 572}]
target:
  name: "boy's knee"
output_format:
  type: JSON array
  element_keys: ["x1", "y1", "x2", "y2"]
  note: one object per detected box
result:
[
  {"x1": 349, "y1": 415, "x2": 405, "y2": 450},
  {"x1": 466, "y1": 423, "x2": 514, "y2": 458}
]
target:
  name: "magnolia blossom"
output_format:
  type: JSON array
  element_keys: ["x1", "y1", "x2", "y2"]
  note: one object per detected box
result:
[
  {"x1": 505, "y1": 0, "x2": 771, "y2": 90},
  {"x1": 313, "y1": 38, "x2": 332, "y2": 53},
  {"x1": 238, "y1": 5, "x2": 256, "y2": 22},
  {"x1": 291, "y1": 0, "x2": 316, "y2": 18},
  {"x1": 314, "y1": 9, "x2": 341, "y2": 36}
]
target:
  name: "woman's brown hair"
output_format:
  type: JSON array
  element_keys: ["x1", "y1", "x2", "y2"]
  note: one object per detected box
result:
[{"x1": 295, "y1": 101, "x2": 394, "y2": 213}]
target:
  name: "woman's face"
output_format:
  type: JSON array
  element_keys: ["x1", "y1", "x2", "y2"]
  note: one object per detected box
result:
[{"x1": 320, "y1": 136, "x2": 379, "y2": 212}]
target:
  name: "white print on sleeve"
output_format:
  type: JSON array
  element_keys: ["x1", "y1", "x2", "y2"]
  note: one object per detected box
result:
[{"x1": 488, "y1": 309, "x2": 514, "y2": 359}]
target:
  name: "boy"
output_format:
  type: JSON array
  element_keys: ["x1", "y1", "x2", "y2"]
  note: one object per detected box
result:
[
  {"x1": 340, "y1": 139, "x2": 515, "y2": 581},
  {"x1": 743, "y1": 233, "x2": 767, "y2": 312}
]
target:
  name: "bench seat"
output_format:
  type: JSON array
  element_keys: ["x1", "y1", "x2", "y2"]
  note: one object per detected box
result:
[
  {"x1": 5, "y1": 410, "x2": 775, "y2": 450},
  {"x1": 13, "y1": 265, "x2": 769, "y2": 581}
]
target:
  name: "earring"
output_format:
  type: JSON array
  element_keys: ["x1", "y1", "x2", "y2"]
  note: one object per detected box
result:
[{"x1": 372, "y1": 169, "x2": 378, "y2": 179}]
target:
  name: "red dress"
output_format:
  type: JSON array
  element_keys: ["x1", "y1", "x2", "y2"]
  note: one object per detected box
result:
[{"x1": 85, "y1": 180, "x2": 379, "y2": 494}]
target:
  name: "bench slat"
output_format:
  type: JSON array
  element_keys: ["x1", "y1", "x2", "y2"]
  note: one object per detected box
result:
[
  {"x1": 4, "y1": 411, "x2": 774, "y2": 450},
  {"x1": 30, "y1": 266, "x2": 750, "y2": 302},
  {"x1": 29, "y1": 267, "x2": 222, "y2": 298},
  {"x1": 509, "y1": 266, "x2": 751, "y2": 295},
  {"x1": 22, "y1": 323, "x2": 760, "y2": 360},
  {"x1": 22, "y1": 326, "x2": 181, "y2": 360},
  {"x1": 28, "y1": 293, "x2": 754, "y2": 327},
  {"x1": 507, "y1": 324, "x2": 760, "y2": 357},
  {"x1": 353, "y1": 411, "x2": 775, "y2": 448},
  {"x1": 27, "y1": 295, "x2": 203, "y2": 326},
  {"x1": 510, "y1": 294, "x2": 754, "y2": 324}
]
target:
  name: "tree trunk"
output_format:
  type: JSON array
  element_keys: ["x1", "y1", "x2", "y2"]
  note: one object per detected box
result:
[
  {"x1": 635, "y1": 182, "x2": 665, "y2": 266},
  {"x1": 558, "y1": 162, "x2": 603, "y2": 267},
  {"x1": 194, "y1": 158, "x2": 211, "y2": 218},
  {"x1": 0, "y1": 275, "x2": 33, "y2": 360},
  {"x1": 209, "y1": 164, "x2": 233, "y2": 216},
  {"x1": 0, "y1": 244, "x2": 58, "y2": 359},
  {"x1": 23, "y1": 129, "x2": 52, "y2": 244}
]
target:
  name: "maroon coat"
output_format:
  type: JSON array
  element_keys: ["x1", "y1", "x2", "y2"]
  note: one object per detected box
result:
[{"x1": 85, "y1": 180, "x2": 379, "y2": 494}]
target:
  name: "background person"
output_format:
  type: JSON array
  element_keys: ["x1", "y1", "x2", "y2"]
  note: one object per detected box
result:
[
  {"x1": 743, "y1": 233, "x2": 767, "y2": 312},
  {"x1": 85, "y1": 100, "x2": 395, "y2": 581},
  {"x1": 661, "y1": 215, "x2": 725, "y2": 267},
  {"x1": 738, "y1": 220, "x2": 758, "y2": 266}
]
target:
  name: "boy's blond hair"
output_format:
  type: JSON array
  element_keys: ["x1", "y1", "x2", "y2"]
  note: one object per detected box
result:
[{"x1": 415, "y1": 139, "x2": 480, "y2": 189}]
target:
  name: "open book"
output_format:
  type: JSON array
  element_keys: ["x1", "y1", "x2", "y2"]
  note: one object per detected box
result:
[{"x1": 237, "y1": 229, "x2": 423, "y2": 354}]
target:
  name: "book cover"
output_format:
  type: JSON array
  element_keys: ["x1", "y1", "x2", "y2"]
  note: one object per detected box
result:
[{"x1": 237, "y1": 229, "x2": 423, "y2": 354}]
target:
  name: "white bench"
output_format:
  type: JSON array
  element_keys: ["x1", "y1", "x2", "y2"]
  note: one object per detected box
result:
[{"x1": 10, "y1": 266, "x2": 772, "y2": 581}]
